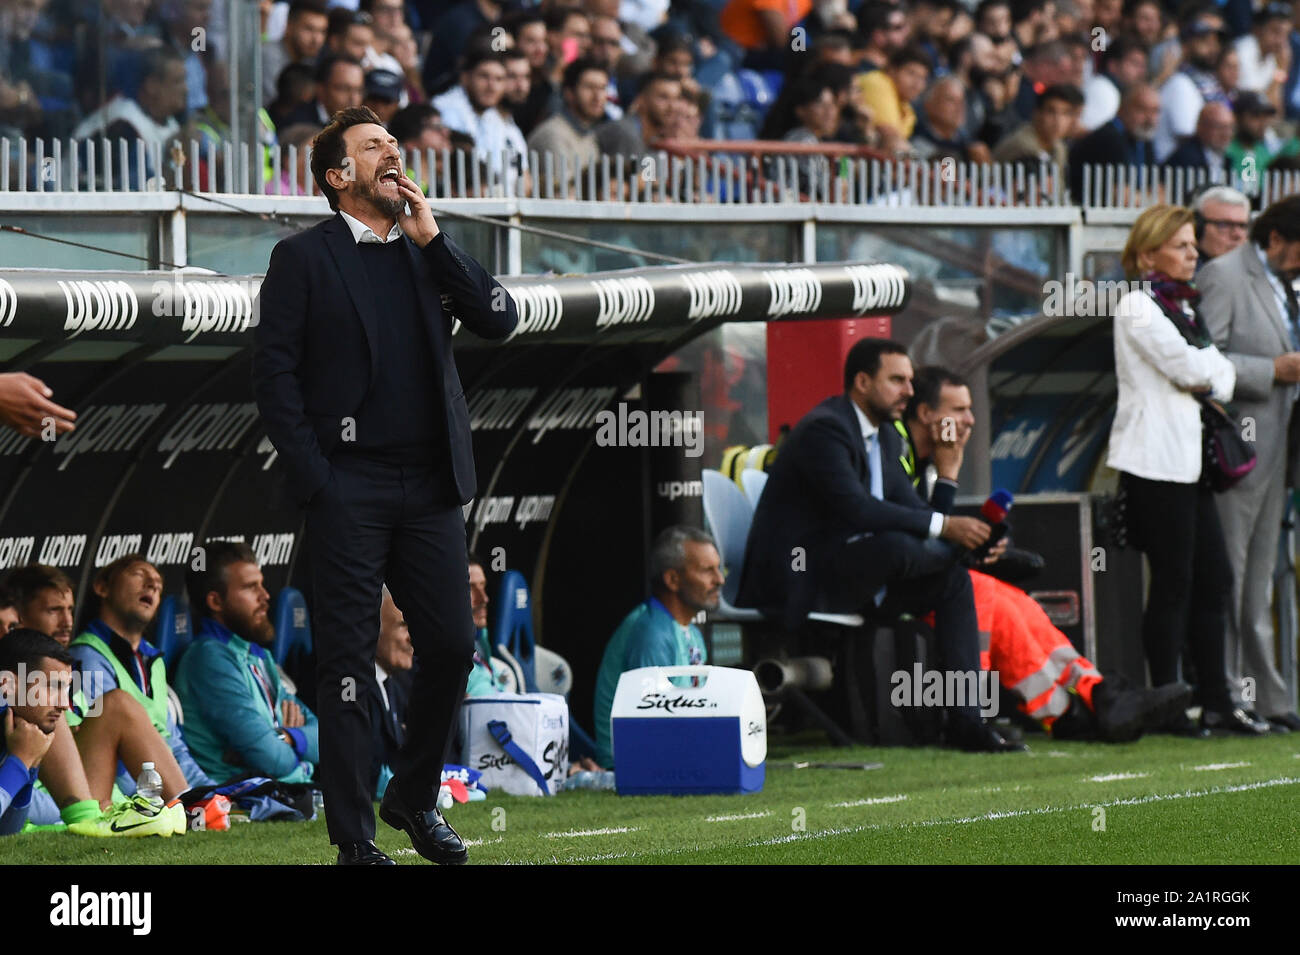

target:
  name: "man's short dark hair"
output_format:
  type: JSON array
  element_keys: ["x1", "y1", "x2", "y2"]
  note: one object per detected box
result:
[
  {"x1": 310, "y1": 104, "x2": 382, "y2": 210},
  {"x1": 1122, "y1": 0, "x2": 1159, "y2": 16},
  {"x1": 503, "y1": 7, "x2": 545, "y2": 38},
  {"x1": 889, "y1": 44, "x2": 932, "y2": 72},
  {"x1": 1011, "y1": 0, "x2": 1050, "y2": 20},
  {"x1": 544, "y1": 4, "x2": 586, "y2": 32},
  {"x1": 1177, "y1": 1, "x2": 1219, "y2": 31},
  {"x1": 562, "y1": 56, "x2": 608, "y2": 91},
  {"x1": 328, "y1": 7, "x2": 373, "y2": 38},
  {"x1": 0, "y1": 580, "x2": 16, "y2": 613},
  {"x1": 843, "y1": 339, "x2": 910, "y2": 391},
  {"x1": 1022, "y1": 39, "x2": 1069, "y2": 65},
  {"x1": 140, "y1": 47, "x2": 184, "y2": 86},
  {"x1": 1102, "y1": 35, "x2": 1148, "y2": 72},
  {"x1": 461, "y1": 49, "x2": 508, "y2": 75},
  {"x1": 1037, "y1": 83, "x2": 1084, "y2": 109},
  {"x1": 642, "y1": 71, "x2": 683, "y2": 93},
  {"x1": 186, "y1": 541, "x2": 258, "y2": 619},
  {"x1": 288, "y1": 0, "x2": 328, "y2": 21},
  {"x1": 0, "y1": 628, "x2": 73, "y2": 679},
  {"x1": 858, "y1": 1, "x2": 904, "y2": 41},
  {"x1": 388, "y1": 103, "x2": 440, "y2": 144},
  {"x1": 6, "y1": 564, "x2": 74, "y2": 615},
  {"x1": 1251, "y1": 195, "x2": 1300, "y2": 247},
  {"x1": 976, "y1": 0, "x2": 1012, "y2": 21},
  {"x1": 275, "y1": 61, "x2": 316, "y2": 102},
  {"x1": 906, "y1": 366, "x2": 968, "y2": 420},
  {"x1": 648, "y1": 526, "x2": 717, "y2": 594},
  {"x1": 315, "y1": 53, "x2": 363, "y2": 85},
  {"x1": 654, "y1": 31, "x2": 694, "y2": 59},
  {"x1": 816, "y1": 28, "x2": 855, "y2": 53}
]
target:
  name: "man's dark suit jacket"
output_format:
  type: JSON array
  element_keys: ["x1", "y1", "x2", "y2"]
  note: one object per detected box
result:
[
  {"x1": 253, "y1": 215, "x2": 517, "y2": 508},
  {"x1": 1068, "y1": 119, "x2": 1152, "y2": 201},
  {"x1": 1162, "y1": 139, "x2": 1229, "y2": 176},
  {"x1": 736, "y1": 394, "x2": 939, "y2": 629}
]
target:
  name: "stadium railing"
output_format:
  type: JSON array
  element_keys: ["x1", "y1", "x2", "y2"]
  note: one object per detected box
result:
[{"x1": 7, "y1": 134, "x2": 1297, "y2": 210}]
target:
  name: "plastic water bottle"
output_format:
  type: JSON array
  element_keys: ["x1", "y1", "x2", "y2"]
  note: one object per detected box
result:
[
  {"x1": 136, "y1": 762, "x2": 163, "y2": 806},
  {"x1": 564, "y1": 771, "x2": 616, "y2": 791}
]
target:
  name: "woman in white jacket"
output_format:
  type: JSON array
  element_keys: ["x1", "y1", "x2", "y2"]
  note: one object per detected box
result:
[{"x1": 1107, "y1": 204, "x2": 1267, "y2": 736}]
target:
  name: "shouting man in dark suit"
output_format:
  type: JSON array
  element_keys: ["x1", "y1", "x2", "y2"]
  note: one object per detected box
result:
[
  {"x1": 736, "y1": 339, "x2": 1021, "y2": 751},
  {"x1": 253, "y1": 106, "x2": 518, "y2": 865}
]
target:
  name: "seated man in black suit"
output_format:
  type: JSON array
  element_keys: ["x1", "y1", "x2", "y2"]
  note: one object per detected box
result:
[
  {"x1": 1068, "y1": 82, "x2": 1160, "y2": 203},
  {"x1": 736, "y1": 339, "x2": 1022, "y2": 751},
  {"x1": 370, "y1": 585, "x2": 413, "y2": 800},
  {"x1": 1162, "y1": 101, "x2": 1233, "y2": 178}
]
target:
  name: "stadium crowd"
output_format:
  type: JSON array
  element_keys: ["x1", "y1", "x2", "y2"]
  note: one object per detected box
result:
[{"x1": 6, "y1": 0, "x2": 1300, "y2": 195}]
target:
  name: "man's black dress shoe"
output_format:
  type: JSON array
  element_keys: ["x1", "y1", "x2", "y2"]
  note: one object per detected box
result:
[
  {"x1": 1267, "y1": 711, "x2": 1300, "y2": 733},
  {"x1": 337, "y1": 840, "x2": 396, "y2": 865},
  {"x1": 1201, "y1": 707, "x2": 1270, "y2": 735},
  {"x1": 379, "y1": 783, "x2": 468, "y2": 865},
  {"x1": 949, "y1": 719, "x2": 1027, "y2": 752}
]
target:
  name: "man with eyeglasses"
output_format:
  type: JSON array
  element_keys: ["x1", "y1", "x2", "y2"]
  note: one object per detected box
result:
[
  {"x1": 1198, "y1": 194, "x2": 1300, "y2": 734},
  {"x1": 1192, "y1": 185, "x2": 1250, "y2": 265}
]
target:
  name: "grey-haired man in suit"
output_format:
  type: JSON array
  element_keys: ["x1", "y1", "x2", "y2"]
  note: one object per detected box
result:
[{"x1": 1198, "y1": 194, "x2": 1300, "y2": 731}]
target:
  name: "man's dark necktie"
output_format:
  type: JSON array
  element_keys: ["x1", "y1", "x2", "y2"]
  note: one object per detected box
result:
[{"x1": 1278, "y1": 271, "x2": 1300, "y2": 351}]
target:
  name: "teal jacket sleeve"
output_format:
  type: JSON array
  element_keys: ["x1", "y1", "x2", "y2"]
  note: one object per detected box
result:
[
  {"x1": 277, "y1": 694, "x2": 319, "y2": 765},
  {"x1": 622, "y1": 617, "x2": 680, "y2": 670},
  {"x1": 271, "y1": 662, "x2": 318, "y2": 765},
  {"x1": 185, "y1": 643, "x2": 305, "y2": 780}
]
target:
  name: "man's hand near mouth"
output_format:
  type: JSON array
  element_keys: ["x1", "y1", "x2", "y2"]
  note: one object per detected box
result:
[{"x1": 393, "y1": 171, "x2": 439, "y2": 247}]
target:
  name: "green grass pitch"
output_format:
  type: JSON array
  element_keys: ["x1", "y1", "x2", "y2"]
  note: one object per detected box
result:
[{"x1": 4, "y1": 732, "x2": 1298, "y2": 865}]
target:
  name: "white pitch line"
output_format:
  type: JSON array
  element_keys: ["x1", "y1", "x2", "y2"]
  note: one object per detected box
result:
[
  {"x1": 521, "y1": 776, "x2": 1300, "y2": 863},
  {"x1": 465, "y1": 836, "x2": 505, "y2": 847},
  {"x1": 1192, "y1": 761, "x2": 1251, "y2": 772},
  {"x1": 829, "y1": 794, "x2": 909, "y2": 808},
  {"x1": 746, "y1": 776, "x2": 1300, "y2": 847},
  {"x1": 543, "y1": 826, "x2": 639, "y2": 838},
  {"x1": 705, "y1": 811, "x2": 772, "y2": 822},
  {"x1": 1088, "y1": 772, "x2": 1150, "y2": 782}
]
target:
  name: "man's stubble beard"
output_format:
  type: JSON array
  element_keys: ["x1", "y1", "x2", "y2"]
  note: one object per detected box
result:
[
  {"x1": 355, "y1": 176, "x2": 406, "y2": 219},
  {"x1": 227, "y1": 606, "x2": 275, "y2": 647}
]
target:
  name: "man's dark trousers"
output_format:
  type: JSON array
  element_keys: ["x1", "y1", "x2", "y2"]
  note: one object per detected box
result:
[
  {"x1": 832, "y1": 532, "x2": 982, "y2": 720},
  {"x1": 308, "y1": 453, "x2": 473, "y2": 844}
]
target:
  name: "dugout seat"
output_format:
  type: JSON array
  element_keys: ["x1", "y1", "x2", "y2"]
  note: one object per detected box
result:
[
  {"x1": 494, "y1": 570, "x2": 539, "y2": 690},
  {"x1": 740, "y1": 468, "x2": 768, "y2": 506},
  {"x1": 492, "y1": 569, "x2": 598, "y2": 759},
  {"x1": 156, "y1": 594, "x2": 193, "y2": 673},
  {"x1": 271, "y1": 587, "x2": 312, "y2": 666},
  {"x1": 703, "y1": 468, "x2": 901, "y2": 746}
]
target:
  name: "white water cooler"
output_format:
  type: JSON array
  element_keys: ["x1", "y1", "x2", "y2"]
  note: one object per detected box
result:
[{"x1": 610, "y1": 665, "x2": 766, "y2": 795}]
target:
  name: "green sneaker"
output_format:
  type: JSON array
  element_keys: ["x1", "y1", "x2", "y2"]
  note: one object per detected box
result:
[{"x1": 67, "y1": 795, "x2": 182, "y2": 838}]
